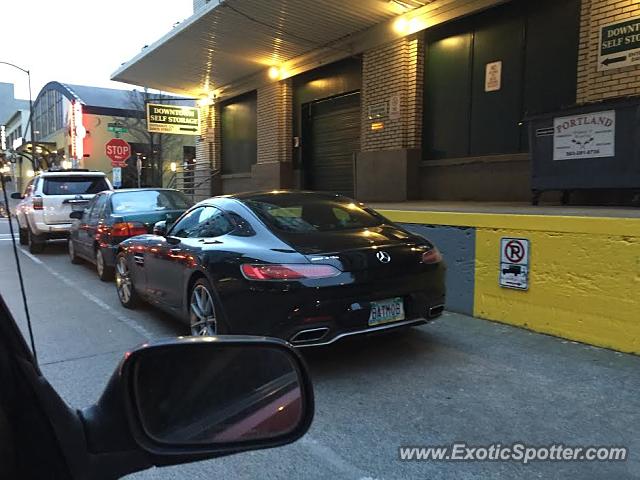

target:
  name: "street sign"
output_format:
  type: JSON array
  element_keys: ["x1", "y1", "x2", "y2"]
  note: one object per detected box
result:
[
  {"x1": 105, "y1": 138, "x2": 131, "y2": 167},
  {"x1": 598, "y1": 16, "x2": 640, "y2": 71},
  {"x1": 485, "y1": 61, "x2": 502, "y2": 92},
  {"x1": 499, "y1": 238, "x2": 530, "y2": 290},
  {"x1": 107, "y1": 122, "x2": 128, "y2": 134},
  {"x1": 112, "y1": 167, "x2": 122, "y2": 188},
  {"x1": 146, "y1": 103, "x2": 200, "y2": 135}
]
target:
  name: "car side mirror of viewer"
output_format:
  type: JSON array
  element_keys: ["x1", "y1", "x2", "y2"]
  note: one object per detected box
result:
[
  {"x1": 69, "y1": 210, "x2": 83, "y2": 220},
  {"x1": 10, "y1": 192, "x2": 23, "y2": 200},
  {"x1": 78, "y1": 336, "x2": 314, "y2": 478}
]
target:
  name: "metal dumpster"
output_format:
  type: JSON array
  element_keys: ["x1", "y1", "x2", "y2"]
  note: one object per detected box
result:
[{"x1": 528, "y1": 98, "x2": 640, "y2": 205}]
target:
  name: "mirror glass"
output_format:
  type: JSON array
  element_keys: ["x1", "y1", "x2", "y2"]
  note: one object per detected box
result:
[
  {"x1": 132, "y1": 343, "x2": 304, "y2": 445},
  {"x1": 153, "y1": 221, "x2": 166, "y2": 236}
]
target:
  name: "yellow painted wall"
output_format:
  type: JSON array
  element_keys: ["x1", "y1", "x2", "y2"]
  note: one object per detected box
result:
[
  {"x1": 475, "y1": 227, "x2": 640, "y2": 355},
  {"x1": 382, "y1": 210, "x2": 640, "y2": 354}
]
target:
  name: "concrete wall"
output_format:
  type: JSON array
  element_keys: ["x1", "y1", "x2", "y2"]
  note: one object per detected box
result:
[
  {"x1": 384, "y1": 209, "x2": 640, "y2": 355},
  {"x1": 403, "y1": 223, "x2": 476, "y2": 316}
]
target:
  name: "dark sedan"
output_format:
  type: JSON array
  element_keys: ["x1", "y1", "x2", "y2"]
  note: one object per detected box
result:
[
  {"x1": 114, "y1": 191, "x2": 445, "y2": 346},
  {"x1": 68, "y1": 188, "x2": 192, "y2": 281}
]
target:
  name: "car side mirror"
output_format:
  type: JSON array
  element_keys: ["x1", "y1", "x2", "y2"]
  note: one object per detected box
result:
[
  {"x1": 10, "y1": 192, "x2": 23, "y2": 200},
  {"x1": 69, "y1": 210, "x2": 83, "y2": 220},
  {"x1": 153, "y1": 220, "x2": 167, "y2": 236},
  {"x1": 78, "y1": 337, "x2": 314, "y2": 478}
]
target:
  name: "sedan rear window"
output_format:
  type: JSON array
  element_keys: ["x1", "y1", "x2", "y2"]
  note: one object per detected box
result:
[
  {"x1": 246, "y1": 195, "x2": 383, "y2": 232},
  {"x1": 43, "y1": 176, "x2": 109, "y2": 195},
  {"x1": 111, "y1": 190, "x2": 192, "y2": 213}
]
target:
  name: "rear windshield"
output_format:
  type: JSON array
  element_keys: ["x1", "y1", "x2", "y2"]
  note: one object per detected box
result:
[
  {"x1": 245, "y1": 195, "x2": 383, "y2": 232},
  {"x1": 111, "y1": 190, "x2": 192, "y2": 214},
  {"x1": 43, "y1": 176, "x2": 109, "y2": 195}
]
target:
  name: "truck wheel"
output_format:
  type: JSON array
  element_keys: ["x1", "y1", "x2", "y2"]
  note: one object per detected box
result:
[{"x1": 27, "y1": 228, "x2": 45, "y2": 254}]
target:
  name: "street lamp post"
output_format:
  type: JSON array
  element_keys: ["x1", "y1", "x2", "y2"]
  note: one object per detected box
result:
[{"x1": 0, "y1": 61, "x2": 36, "y2": 172}]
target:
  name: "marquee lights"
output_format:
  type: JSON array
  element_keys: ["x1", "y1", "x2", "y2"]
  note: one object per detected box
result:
[{"x1": 70, "y1": 100, "x2": 85, "y2": 162}]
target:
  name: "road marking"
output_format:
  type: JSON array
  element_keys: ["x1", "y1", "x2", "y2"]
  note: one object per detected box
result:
[
  {"x1": 17, "y1": 247, "x2": 154, "y2": 340},
  {"x1": 300, "y1": 436, "x2": 379, "y2": 479}
]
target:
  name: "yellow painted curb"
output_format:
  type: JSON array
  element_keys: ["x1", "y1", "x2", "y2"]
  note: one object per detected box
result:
[{"x1": 380, "y1": 209, "x2": 640, "y2": 236}]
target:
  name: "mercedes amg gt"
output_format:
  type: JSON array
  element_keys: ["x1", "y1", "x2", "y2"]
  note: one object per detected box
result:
[{"x1": 114, "y1": 191, "x2": 446, "y2": 346}]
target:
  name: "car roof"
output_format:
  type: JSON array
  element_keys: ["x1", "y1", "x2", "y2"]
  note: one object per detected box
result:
[
  {"x1": 108, "y1": 188, "x2": 181, "y2": 194},
  {"x1": 223, "y1": 190, "x2": 353, "y2": 202},
  {"x1": 39, "y1": 170, "x2": 107, "y2": 177}
]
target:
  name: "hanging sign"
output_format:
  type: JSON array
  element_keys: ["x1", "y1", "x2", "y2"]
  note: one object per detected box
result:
[{"x1": 146, "y1": 103, "x2": 200, "y2": 135}]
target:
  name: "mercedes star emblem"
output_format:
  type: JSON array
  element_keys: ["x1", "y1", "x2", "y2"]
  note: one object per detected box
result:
[{"x1": 376, "y1": 251, "x2": 391, "y2": 263}]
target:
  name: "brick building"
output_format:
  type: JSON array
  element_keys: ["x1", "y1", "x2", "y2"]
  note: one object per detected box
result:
[{"x1": 112, "y1": 0, "x2": 640, "y2": 204}]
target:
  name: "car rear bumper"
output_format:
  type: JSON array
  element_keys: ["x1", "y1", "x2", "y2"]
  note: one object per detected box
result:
[
  {"x1": 32, "y1": 221, "x2": 72, "y2": 237},
  {"x1": 219, "y1": 263, "x2": 446, "y2": 347}
]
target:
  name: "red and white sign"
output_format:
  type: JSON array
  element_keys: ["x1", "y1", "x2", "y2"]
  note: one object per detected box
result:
[
  {"x1": 500, "y1": 238, "x2": 530, "y2": 290},
  {"x1": 105, "y1": 138, "x2": 131, "y2": 167}
]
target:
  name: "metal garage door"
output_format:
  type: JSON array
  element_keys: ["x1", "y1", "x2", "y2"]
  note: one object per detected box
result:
[{"x1": 303, "y1": 92, "x2": 360, "y2": 197}]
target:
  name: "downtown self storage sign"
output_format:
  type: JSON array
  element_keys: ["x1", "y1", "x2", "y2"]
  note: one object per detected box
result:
[{"x1": 146, "y1": 103, "x2": 200, "y2": 135}]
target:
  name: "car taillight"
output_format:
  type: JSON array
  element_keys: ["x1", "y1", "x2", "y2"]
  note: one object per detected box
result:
[
  {"x1": 32, "y1": 196, "x2": 43, "y2": 210},
  {"x1": 241, "y1": 264, "x2": 341, "y2": 281},
  {"x1": 111, "y1": 222, "x2": 148, "y2": 239},
  {"x1": 421, "y1": 247, "x2": 442, "y2": 264}
]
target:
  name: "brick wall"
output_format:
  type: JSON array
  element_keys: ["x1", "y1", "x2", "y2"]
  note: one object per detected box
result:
[
  {"x1": 361, "y1": 33, "x2": 424, "y2": 152},
  {"x1": 195, "y1": 103, "x2": 220, "y2": 170},
  {"x1": 577, "y1": 0, "x2": 640, "y2": 103},
  {"x1": 257, "y1": 79, "x2": 292, "y2": 164}
]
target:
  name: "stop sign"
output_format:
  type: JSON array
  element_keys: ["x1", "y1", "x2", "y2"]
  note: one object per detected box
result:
[{"x1": 105, "y1": 138, "x2": 131, "y2": 166}]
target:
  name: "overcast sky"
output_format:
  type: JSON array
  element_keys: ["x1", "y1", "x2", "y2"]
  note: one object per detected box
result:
[{"x1": 0, "y1": 0, "x2": 193, "y2": 100}]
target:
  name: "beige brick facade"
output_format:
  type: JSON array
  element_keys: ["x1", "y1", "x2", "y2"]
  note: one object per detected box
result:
[
  {"x1": 195, "y1": 103, "x2": 220, "y2": 170},
  {"x1": 257, "y1": 79, "x2": 293, "y2": 164},
  {"x1": 361, "y1": 33, "x2": 424, "y2": 152},
  {"x1": 577, "y1": 0, "x2": 640, "y2": 103}
]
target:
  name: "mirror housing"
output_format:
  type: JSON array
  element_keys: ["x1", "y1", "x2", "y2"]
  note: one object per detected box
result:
[
  {"x1": 79, "y1": 336, "x2": 314, "y2": 477},
  {"x1": 153, "y1": 220, "x2": 167, "y2": 236},
  {"x1": 10, "y1": 192, "x2": 23, "y2": 200},
  {"x1": 69, "y1": 210, "x2": 83, "y2": 220}
]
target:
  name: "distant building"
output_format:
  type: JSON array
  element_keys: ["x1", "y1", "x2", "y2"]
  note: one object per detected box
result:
[
  {"x1": 0, "y1": 82, "x2": 28, "y2": 125},
  {"x1": 11, "y1": 81, "x2": 195, "y2": 190}
]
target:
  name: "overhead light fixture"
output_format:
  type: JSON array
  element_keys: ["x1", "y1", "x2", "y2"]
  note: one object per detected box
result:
[
  {"x1": 197, "y1": 93, "x2": 214, "y2": 107},
  {"x1": 268, "y1": 66, "x2": 281, "y2": 80}
]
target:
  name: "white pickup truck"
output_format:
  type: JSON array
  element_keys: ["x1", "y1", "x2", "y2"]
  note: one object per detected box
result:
[{"x1": 12, "y1": 170, "x2": 112, "y2": 253}]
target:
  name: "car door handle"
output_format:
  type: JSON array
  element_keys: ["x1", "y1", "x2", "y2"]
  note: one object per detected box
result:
[{"x1": 170, "y1": 248, "x2": 181, "y2": 254}]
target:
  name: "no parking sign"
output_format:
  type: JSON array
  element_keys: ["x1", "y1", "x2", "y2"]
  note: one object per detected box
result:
[{"x1": 500, "y1": 238, "x2": 530, "y2": 290}]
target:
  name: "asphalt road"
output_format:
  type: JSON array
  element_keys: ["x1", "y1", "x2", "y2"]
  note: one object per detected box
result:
[{"x1": 1, "y1": 217, "x2": 639, "y2": 480}]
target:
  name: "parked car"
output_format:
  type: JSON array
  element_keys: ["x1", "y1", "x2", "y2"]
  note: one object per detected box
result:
[
  {"x1": 68, "y1": 188, "x2": 192, "y2": 281},
  {"x1": 12, "y1": 169, "x2": 112, "y2": 253},
  {"x1": 114, "y1": 191, "x2": 446, "y2": 345}
]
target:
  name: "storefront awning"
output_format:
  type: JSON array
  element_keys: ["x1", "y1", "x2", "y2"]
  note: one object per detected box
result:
[{"x1": 111, "y1": 0, "x2": 462, "y2": 98}]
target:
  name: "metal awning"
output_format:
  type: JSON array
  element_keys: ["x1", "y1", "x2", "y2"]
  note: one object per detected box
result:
[{"x1": 111, "y1": 0, "x2": 502, "y2": 99}]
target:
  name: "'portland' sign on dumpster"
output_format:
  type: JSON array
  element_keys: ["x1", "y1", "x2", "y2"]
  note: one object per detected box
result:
[
  {"x1": 553, "y1": 111, "x2": 615, "y2": 161},
  {"x1": 146, "y1": 103, "x2": 201, "y2": 135},
  {"x1": 599, "y1": 16, "x2": 640, "y2": 71}
]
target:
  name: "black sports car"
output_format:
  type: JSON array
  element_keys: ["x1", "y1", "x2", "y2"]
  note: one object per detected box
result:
[{"x1": 114, "y1": 191, "x2": 445, "y2": 346}]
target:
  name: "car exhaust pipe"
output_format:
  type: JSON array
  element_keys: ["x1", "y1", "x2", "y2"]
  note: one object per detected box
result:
[
  {"x1": 290, "y1": 327, "x2": 330, "y2": 344},
  {"x1": 428, "y1": 305, "x2": 444, "y2": 318}
]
